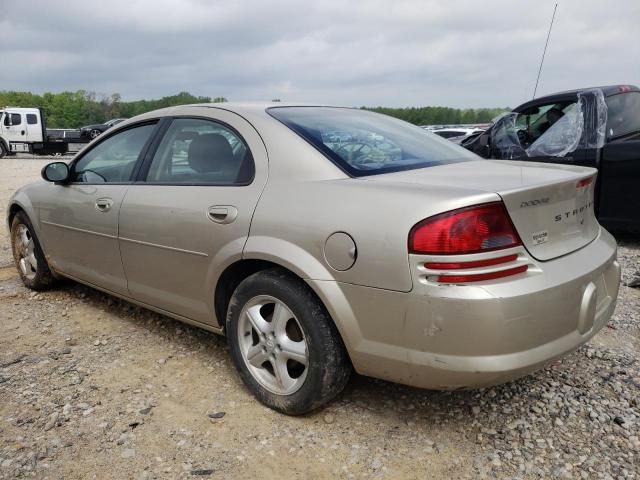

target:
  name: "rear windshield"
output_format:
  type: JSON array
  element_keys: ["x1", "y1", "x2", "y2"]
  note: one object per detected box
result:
[
  {"x1": 268, "y1": 107, "x2": 477, "y2": 176},
  {"x1": 606, "y1": 91, "x2": 640, "y2": 138}
]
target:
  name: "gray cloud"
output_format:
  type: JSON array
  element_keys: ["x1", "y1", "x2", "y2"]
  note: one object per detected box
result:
[{"x1": 1, "y1": 0, "x2": 638, "y2": 107}]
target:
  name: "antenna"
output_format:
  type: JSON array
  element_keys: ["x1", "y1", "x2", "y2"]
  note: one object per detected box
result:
[{"x1": 532, "y1": 3, "x2": 558, "y2": 99}]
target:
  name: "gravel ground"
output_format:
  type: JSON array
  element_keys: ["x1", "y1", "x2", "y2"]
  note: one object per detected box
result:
[{"x1": 1, "y1": 156, "x2": 639, "y2": 480}]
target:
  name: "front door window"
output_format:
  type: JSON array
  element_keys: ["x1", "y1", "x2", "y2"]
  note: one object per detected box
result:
[{"x1": 71, "y1": 123, "x2": 156, "y2": 183}]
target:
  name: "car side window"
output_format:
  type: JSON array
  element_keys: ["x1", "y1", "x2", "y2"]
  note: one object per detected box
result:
[
  {"x1": 4, "y1": 113, "x2": 21, "y2": 126},
  {"x1": 516, "y1": 101, "x2": 577, "y2": 145},
  {"x1": 145, "y1": 118, "x2": 254, "y2": 185},
  {"x1": 26, "y1": 114, "x2": 38, "y2": 125},
  {"x1": 71, "y1": 123, "x2": 156, "y2": 183}
]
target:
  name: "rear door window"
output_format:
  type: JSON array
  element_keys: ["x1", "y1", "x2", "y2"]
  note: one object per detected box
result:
[{"x1": 144, "y1": 118, "x2": 254, "y2": 185}]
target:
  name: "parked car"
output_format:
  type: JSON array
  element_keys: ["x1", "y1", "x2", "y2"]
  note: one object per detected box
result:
[
  {"x1": 462, "y1": 84, "x2": 640, "y2": 231},
  {"x1": 432, "y1": 127, "x2": 486, "y2": 145},
  {"x1": 7, "y1": 104, "x2": 620, "y2": 414},
  {"x1": 80, "y1": 118, "x2": 127, "y2": 140},
  {"x1": 433, "y1": 127, "x2": 484, "y2": 140}
]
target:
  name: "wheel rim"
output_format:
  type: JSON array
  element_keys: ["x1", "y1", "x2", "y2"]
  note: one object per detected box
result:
[
  {"x1": 90, "y1": 129, "x2": 100, "y2": 139},
  {"x1": 15, "y1": 224, "x2": 37, "y2": 280},
  {"x1": 237, "y1": 295, "x2": 309, "y2": 395}
]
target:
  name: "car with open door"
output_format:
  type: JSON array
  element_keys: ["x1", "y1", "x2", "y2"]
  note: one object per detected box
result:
[{"x1": 7, "y1": 103, "x2": 620, "y2": 414}]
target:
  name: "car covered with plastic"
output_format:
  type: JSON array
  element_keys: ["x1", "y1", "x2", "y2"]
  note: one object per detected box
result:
[{"x1": 463, "y1": 85, "x2": 640, "y2": 231}]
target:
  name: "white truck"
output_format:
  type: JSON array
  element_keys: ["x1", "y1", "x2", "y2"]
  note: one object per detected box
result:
[{"x1": 0, "y1": 107, "x2": 85, "y2": 157}]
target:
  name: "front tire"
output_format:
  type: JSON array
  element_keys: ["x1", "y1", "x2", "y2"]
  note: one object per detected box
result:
[
  {"x1": 10, "y1": 212, "x2": 56, "y2": 290},
  {"x1": 226, "y1": 268, "x2": 351, "y2": 415},
  {"x1": 0, "y1": 142, "x2": 7, "y2": 158}
]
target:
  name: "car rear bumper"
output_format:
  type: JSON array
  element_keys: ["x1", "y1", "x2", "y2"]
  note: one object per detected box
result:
[{"x1": 309, "y1": 228, "x2": 620, "y2": 390}]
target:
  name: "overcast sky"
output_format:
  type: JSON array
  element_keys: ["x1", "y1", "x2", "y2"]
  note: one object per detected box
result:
[{"x1": 1, "y1": 0, "x2": 638, "y2": 108}]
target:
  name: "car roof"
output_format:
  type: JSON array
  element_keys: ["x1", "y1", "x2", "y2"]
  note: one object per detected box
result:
[
  {"x1": 515, "y1": 84, "x2": 639, "y2": 112},
  {"x1": 128, "y1": 102, "x2": 358, "y2": 126},
  {"x1": 185, "y1": 102, "x2": 345, "y2": 115}
]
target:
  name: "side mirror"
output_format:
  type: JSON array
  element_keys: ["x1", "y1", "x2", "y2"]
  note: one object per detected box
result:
[{"x1": 42, "y1": 162, "x2": 70, "y2": 183}]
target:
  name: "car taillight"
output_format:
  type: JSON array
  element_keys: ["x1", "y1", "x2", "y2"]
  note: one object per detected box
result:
[
  {"x1": 409, "y1": 202, "x2": 522, "y2": 255},
  {"x1": 576, "y1": 176, "x2": 593, "y2": 188},
  {"x1": 437, "y1": 265, "x2": 528, "y2": 283},
  {"x1": 425, "y1": 254, "x2": 518, "y2": 270}
]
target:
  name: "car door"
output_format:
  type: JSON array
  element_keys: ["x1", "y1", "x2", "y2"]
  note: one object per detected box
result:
[
  {"x1": 3, "y1": 111, "x2": 26, "y2": 144},
  {"x1": 118, "y1": 109, "x2": 268, "y2": 326},
  {"x1": 598, "y1": 139, "x2": 640, "y2": 229},
  {"x1": 37, "y1": 121, "x2": 159, "y2": 294},
  {"x1": 597, "y1": 91, "x2": 640, "y2": 229},
  {"x1": 25, "y1": 112, "x2": 43, "y2": 143}
]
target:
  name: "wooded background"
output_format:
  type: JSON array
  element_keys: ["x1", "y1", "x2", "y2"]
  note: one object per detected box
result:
[{"x1": 0, "y1": 90, "x2": 507, "y2": 128}]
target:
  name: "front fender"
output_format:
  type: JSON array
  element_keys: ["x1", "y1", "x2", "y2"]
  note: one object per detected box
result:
[
  {"x1": 6, "y1": 190, "x2": 36, "y2": 233},
  {"x1": 6, "y1": 184, "x2": 53, "y2": 258}
]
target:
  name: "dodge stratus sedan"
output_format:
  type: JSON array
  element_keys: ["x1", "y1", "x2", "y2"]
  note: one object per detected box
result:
[{"x1": 7, "y1": 104, "x2": 621, "y2": 414}]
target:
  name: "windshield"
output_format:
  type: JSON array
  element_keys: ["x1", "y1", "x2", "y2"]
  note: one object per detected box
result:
[{"x1": 268, "y1": 107, "x2": 477, "y2": 176}]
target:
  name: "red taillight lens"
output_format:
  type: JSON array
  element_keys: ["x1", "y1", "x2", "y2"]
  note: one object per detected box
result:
[
  {"x1": 425, "y1": 254, "x2": 518, "y2": 270},
  {"x1": 409, "y1": 202, "x2": 522, "y2": 255},
  {"x1": 576, "y1": 176, "x2": 593, "y2": 188},
  {"x1": 437, "y1": 265, "x2": 528, "y2": 283}
]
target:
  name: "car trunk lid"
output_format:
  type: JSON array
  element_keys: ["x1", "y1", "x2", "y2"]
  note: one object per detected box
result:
[
  {"x1": 364, "y1": 159, "x2": 599, "y2": 261},
  {"x1": 498, "y1": 172, "x2": 598, "y2": 261}
]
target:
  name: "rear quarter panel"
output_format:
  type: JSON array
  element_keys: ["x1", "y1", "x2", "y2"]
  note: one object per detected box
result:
[
  {"x1": 245, "y1": 174, "x2": 498, "y2": 292},
  {"x1": 241, "y1": 113, "x2": 500, "y2": 292}
]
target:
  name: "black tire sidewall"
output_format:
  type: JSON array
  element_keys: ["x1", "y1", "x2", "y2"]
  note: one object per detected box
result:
[
  {"x1": 0, "y1": 142, "x2": 7, "y2": 158},
  {"x1": 226, "y1": 269, "x2": 348, "y2": 415}
]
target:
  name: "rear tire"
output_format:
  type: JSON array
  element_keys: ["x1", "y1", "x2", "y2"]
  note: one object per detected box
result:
[
  {"x1": 10, "y1": 212, "x2": 56, "y2": 290},
  {"x1": 89, "y1": 129, "x2": 101, "y2": 139},
  {"x1": 226, "y1": 268, "x2": 351, "y2": 415}
]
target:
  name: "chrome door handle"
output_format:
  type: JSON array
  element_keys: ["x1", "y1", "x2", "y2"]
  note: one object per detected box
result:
[
  {"x1": 95, "y1": 198, "x2": 113, "y2": 212},
  {"x1": 207, "y1": 205, "x2": 238, "y2": 224}
]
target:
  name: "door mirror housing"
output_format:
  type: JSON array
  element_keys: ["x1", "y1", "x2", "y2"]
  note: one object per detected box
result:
[{"x1": 42, "y1": 162, "x2": 70, "y2": 183}]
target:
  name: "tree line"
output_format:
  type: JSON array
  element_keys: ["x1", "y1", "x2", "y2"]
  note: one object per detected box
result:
[
  {"x1": 0, "y1": 90, "x2": 507, "y2": 128},
  {"x1": 363, "y1": 105, "x2": 508, "y2": 125},
  {"x1": 0, "y1": 91, "x2": 226, "y2": 128}
]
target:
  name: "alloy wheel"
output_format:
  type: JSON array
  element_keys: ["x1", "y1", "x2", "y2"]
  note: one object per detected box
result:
[
  {"x1": 237, "y1": 295, "x2": 309, "y2": 395},
  {"x1": 15, "y1": 224, "x2": 38, "y2": 280}
]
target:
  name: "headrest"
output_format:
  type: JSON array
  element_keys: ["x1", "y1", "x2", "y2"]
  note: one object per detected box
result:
[{"x1": 188, "y1": 133, "x2": 234, "y2": 174}]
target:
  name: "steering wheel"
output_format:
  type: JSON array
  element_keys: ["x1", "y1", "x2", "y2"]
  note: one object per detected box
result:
[
  {"x1": 78, "y1": 169, "x2": 107, "y2": 183},
  {"x1": 335, "y1": 142, "x2": 378, "y2": 165}
]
